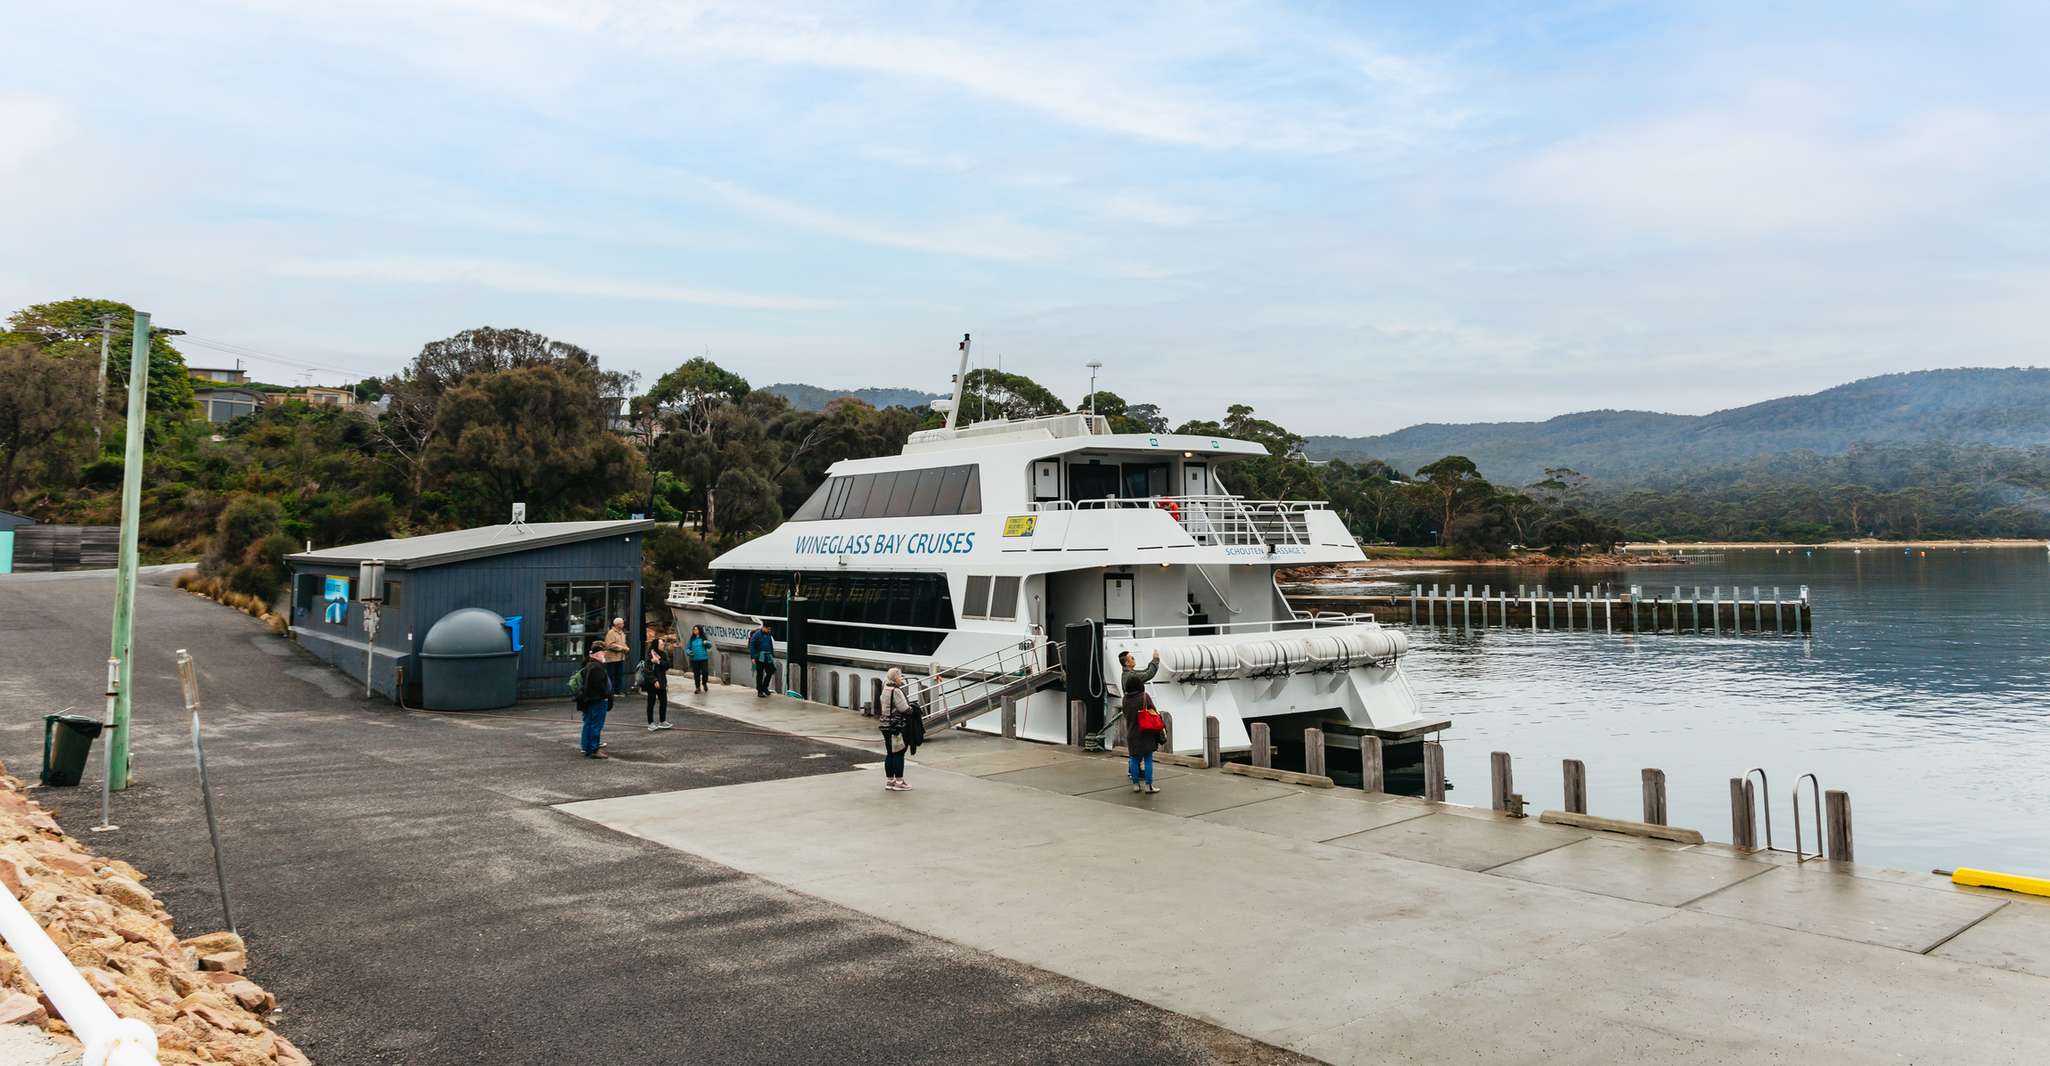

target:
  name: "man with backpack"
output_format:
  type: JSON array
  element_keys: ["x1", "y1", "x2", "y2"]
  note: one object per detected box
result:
[{"x1": 573, "y1": 643, "x2": 614, "y2": 759}]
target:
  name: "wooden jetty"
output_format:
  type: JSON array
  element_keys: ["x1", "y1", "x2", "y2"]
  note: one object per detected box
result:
[{"x1": 1293, "y1": 582, "x2": 1813, "y2": 635}]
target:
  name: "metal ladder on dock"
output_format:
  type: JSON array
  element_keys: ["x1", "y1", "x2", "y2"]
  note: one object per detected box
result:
[
  {"x1": 1732, "y1": 768, "x2": 1853, "y2": 863},
  {"x1": 911, "y1": 639, "x2": 1065, "y2": 733}
]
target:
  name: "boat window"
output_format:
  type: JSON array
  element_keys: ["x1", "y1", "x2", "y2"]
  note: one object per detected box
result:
[
  {"x1": 712, "y1": 570, "x2": 954, "y2": 655},
  {"x1": 909, "y1": 467, "x2": 945, "y2": 515},
  {"x1": 960, "y1": 466, "x2": 981, "y2": 514},
  {"x1": 988, "y1": 576, "x2": 1020, "y2": 620},
  {"x1": 885, "y1": 469, "x2": 921, "y2": 516},
  {"x1": 935, "y1": 466, "x2": 972, "y2": 515},
  {"x1": 840, "y1": 473, "x2": 876, "y2": 519},
  {"x1": 863, "y1": 471, "x2": 899, "y2": 519},
  {"x1": 962, "y1": 575, "x2": 992, "y2": 619},
  {"x1": 791, "y1": 479, "x2": 832, "y2": 521},
  {"x1": 792, "y1": 464, "x2": 983, "y2": 521}
]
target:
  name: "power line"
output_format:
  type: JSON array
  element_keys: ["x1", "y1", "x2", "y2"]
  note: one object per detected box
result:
[{"x1": 176, "y1": 335, "x2": 367, "y2": 380}]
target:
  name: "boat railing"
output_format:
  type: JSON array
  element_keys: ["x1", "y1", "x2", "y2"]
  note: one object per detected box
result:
[
  {"x1": 668, "y1": 579, "x2": 713, "y2": 605},
  {"x1": 0, "y1": 886, "x2": 161, "y2": 1064},
  {"x1": 1105, "y1": 612, "x2": 1378, "y2": 641},
  {"x1": 912, "y1": 636, "x2": 1057, "y2": 725},
  {"x1": 1030, "y1": 495, "x2": 1325, "y2": 547}
]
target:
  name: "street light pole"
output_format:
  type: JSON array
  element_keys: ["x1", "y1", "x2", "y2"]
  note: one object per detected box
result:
[
  {"x1": 106, "y1": 311, "x2": 152, "y2": 791},
  {"x1": 94, "y1": 314, "x2": 113, "y2": 449}
]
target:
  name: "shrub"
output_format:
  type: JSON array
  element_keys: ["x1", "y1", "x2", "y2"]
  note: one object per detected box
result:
[{"x1": 202, "y1": 493, "x2": 283, "y2": 574}]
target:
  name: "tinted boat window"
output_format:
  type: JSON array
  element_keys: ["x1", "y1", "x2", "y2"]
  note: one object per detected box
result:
[
  {"x1": 885, "y1": 470, "x2": 920, "y2": 516},
  {"x1": 988, "y1": 576, "x2": 1020, "y2": 620},
  {"x1": 936, "y1": 466, "x2": 971, "y2": 515},
  {"x1": 864, "y1": 472, "x2": 898, "y2": 518},
  {"x1": 841, "y1": 473, "x2": 875, "y2": 519},
  {"x1": 910, "y1": 467, "x2": 945, "y2": 515},
  {"x1": 960, "y1": 466, "x2": 981, "y2": 514},
  {"x1": 792, "y1": 479, "x2": 832, "y2": 521}
]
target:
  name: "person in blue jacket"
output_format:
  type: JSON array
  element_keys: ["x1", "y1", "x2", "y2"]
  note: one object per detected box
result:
[
  {"x1": 685, "y1": 625, "x2": 713, "y2": 694},
  {"x1": 747, "y1": 623, "x2": 777, "y2": 697}
]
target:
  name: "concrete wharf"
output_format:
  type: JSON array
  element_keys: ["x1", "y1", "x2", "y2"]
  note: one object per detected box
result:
[
  {"x1": 1292, "y1": 582, "x2": 1814, "y2": 635},
  {"x1": 567, "y1": 682, "x2": 2050, "y2": 1064}
]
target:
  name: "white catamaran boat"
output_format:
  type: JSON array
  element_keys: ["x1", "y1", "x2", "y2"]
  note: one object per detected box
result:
[{"x1": 672, "y1": 340, "x2": 1443, "y2": 778}]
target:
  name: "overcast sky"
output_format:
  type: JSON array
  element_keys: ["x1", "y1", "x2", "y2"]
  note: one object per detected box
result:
[{"x1": 3, "y1": 2, "x2": 2044, "y2": 435}]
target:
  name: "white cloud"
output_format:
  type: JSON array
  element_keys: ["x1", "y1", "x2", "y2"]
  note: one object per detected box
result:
[{"x1": 271, "y1": 256, "x2": 843, "y2": 312}]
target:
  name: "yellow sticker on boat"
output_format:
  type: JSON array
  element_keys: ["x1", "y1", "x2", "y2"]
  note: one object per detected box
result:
[{"x1": 1003, "y1": 515, "x2": 1038, "y2": 537}]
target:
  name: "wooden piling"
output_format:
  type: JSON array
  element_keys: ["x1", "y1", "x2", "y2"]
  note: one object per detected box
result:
[
  {"x1": 1204, "y1": 715, "x2": 1222, "y2": 768},
  {"x1": 1362, "y1": 735, "x2": 1385, "y2": 793},
  {"x1": 1422, "y1": 741, "x2": 1446, "y2": 801},
  {"x1": 1250, "y1": 721, "x2": 1271, "y2": 769},
  {"x1": 1481, "y1": 585, "x2": 1490, "y2": 626},
  {"x1": 1070, "y1": 699, "x2": 1087, "y2": 749},
  {"x1": 718, "y1": 651, "x2": 730, "y2": 685},
  {"x1": 1411, "y1": 585, "x2": 1419, "y2": 624},
  {"x1": 872, "y1": 677, "x2": 884, "y2": 714},
  {"x1": 1161, "y1": 713, "x2": 1174, "y2": 753},
  {"x1": 1547, "y1": 590, "x2": 1556, "y2": 629},
  {"x1": 1730, "y1": 777, "x2": 1756, "y2": 849},
  {"x1": 1641, "y1": 768, "x2": 1668, "y2": 826},
  {"x1": 1826, "y1": 789, "x2": 1854, "y2": 862},
  {"x1": 1001, "y1": 695, "x2": 1017, "y2": 739},
  {"x1": 1463, "y1": 585, "x2": 1472, "y2": 628},
  {"x1": 1490, "y1": 751, "x2": 1514, "y2": 813},
  {"x1": 1300, "y1": 726, "x2": 1322, "y2": 777},
  {"x1": 1563, "y1": 759, "x2": 1587, "y2": 814},
  {"x1": 1773, "y1": 587, "x2": 1784, "y2": 633}
]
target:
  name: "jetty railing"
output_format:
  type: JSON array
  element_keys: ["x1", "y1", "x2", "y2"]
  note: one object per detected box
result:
[
  {"x1": 0, "y1": 887, "x2": 160, "y2": 1064},
  {"x1": 1291, "y1": 582, "x2": 1813, "y2": 636}
]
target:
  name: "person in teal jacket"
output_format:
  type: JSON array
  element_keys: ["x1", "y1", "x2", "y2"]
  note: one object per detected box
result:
[
  {"x1": 685, "y1": 625, "x2": 712, "y2": 693},
  {"x1": 747, "y1": 624, "x2": 777, "y2": 697}
]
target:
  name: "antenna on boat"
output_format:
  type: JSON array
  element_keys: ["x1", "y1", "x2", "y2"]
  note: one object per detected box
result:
[
  {"x1": 1085, "y1": 359, "x2": 1103, "y2": 416},
  {"x1": 943, "y1": 333, "x2": 972, "y2": 431}
]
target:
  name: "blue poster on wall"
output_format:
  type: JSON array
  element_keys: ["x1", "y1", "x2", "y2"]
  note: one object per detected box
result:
[{"x1": 323, "y1": 576, "x2": 351, "y2": 624}]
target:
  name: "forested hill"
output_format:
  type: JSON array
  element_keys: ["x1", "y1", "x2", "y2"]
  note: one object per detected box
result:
[
  {"x1": 1306, "y1": 368, "x2": 2050, "y2": 485},
  {"x1": 761, "y1": 382, "x2": 944, "y2": 412}
]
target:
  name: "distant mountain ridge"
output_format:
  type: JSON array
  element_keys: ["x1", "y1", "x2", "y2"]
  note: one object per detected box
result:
[
  {"x1": 1305, "y1": 368, "x2": 2050, "y2": 485},
  {"x1": 761, "y1": 382, "x2": 945, "y2": 412}
]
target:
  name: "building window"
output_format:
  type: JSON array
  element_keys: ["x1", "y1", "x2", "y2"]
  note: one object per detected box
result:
[
  {"x1": 543, "y1": 581, "x2": 633, "y2": 663},
  {"x1": 383, "y1": 580, "x2": 402, "y2": 609}
]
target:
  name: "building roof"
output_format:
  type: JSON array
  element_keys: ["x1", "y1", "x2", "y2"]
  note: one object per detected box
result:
[
  {"x1": 287, "y1": 520, "x2": 654, "y2": 571},
  {"x1": 0, "y1": 509, "x2": 34, "y2": 531}
]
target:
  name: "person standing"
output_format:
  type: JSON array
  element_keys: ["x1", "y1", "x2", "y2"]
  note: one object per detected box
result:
[
  {"x1": 747, "y1": 623, "x2": 777, "y2": 697},
  {"x1": 879, "y1": 667, "x2": 914, "y2": 791},
  {"x1": 685, "y1": 625, "x2": 712, "y2": 694},
  {"x1": 1120, "y1": 648, "x2": 1162, "y2": 793},
  {"x1": 575, "y1": 644, "x2": 613, "y2": 759},
  {"x1": 643, "y1": 627, "x2": 673, "y2": 731},
  {"x1": 601, "y1": 617, "x2": 630, "y2": 695}
]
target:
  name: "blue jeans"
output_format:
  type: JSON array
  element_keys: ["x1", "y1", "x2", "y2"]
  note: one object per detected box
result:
[
  {"x1": 1128, "y1": 751, "x2": 1153, "y2": 785},
  {"x1": 580, "y1": 699, "x2": 610, "y2": 754}
]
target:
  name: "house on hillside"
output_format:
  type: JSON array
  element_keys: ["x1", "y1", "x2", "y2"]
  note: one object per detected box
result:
[
  {"x1": 188, "y1": 362, "x2": 248, "y2": 384},
  {"x1": 193, "y1": 386, "x2": 265, "y2": 424},
  {"x1": 285, "y1": 518, "x2": 653, "y2": 706},
  {"x1": 301, "y1": 386, "x2": 353, "y2": 407}
]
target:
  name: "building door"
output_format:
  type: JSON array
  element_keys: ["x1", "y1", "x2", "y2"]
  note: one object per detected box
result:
[
  {"x1": 1104, "y1": 572, "x2": 1136, "y2": 626},
  {"x1": 1183, "y1": 462, "x2": 1209, "y2": 496},
  {"x1": 1032, "y1": 460, "x2": 1061, "y2": 502}
]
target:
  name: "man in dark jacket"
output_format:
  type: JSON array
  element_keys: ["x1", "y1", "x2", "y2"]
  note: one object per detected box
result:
[
  {"x1": 1120, "y1": 649, "x2": 1163, "y2": 793},
  {"x1": 747, "y1": 624, "x2": 777, "y2": 697},
  {"x1": 576, "y1": 644, "x2": 614, "y2": 759}
]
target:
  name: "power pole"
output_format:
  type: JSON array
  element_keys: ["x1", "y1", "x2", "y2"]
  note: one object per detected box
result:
[
  {"x1": 107, "y1": 311, "x2": 150, "y2": 791},
  {"x1": 94, "y1": 314, "x2": 114, "y2": 449}
]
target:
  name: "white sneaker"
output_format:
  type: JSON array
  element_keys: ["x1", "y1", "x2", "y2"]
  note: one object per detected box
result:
[
  {"x1": 1131, "y1": 782, "x2": 1143, "y2": 792},
  {"x1": 657, "y1": 721, "x2": 674, "y2": 730},
  {"x1": 647, "y1": 723, "x2": 659, "y2": 732},
  {"x1": 1145, "y1": 784, "x2": 1161, "y2": 794}
]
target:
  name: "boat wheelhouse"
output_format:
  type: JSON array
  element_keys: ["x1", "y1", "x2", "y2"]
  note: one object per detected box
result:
[{"x1": 674, "y1": 364, "x2": 1442, "y2": 775}]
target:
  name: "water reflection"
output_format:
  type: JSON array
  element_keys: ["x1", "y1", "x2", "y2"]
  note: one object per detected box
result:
[{"x1": 1336, "y1": 548, "x2": 2050, "y2": 874}]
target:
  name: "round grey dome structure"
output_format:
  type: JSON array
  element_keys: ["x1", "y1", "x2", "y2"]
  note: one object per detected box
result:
[{"x1": 418, "y1": 607, "x2": 519, "y2": 710}]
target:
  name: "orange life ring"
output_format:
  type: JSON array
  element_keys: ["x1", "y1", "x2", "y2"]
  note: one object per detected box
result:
[{"x1": 1155, "y1": 498, "x2": 1182, "y2": 521}]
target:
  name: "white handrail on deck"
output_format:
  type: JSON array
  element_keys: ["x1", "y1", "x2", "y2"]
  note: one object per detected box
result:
[{"x1": 0, "y1": 887, "x2": 160, "y2": 1065}]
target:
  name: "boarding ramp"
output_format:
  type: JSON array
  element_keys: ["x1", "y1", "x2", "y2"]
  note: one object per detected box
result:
[{"x1": 913, "y1": 638, "x2": 1065, "y2": 732}]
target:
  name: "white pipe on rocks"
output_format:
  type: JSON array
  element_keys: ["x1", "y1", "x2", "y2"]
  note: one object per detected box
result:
[{"x1": 0, "y1": 887, "x2": 161, "y2": 1065}]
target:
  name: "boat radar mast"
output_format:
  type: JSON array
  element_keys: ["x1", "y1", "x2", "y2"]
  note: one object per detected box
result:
[{"x1": 939, "y1": 333, "x2": 972, "y2": 431}]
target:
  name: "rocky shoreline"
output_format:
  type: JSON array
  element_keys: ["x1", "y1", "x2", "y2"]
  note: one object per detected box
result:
[{"x1": 0, "y1": 764, "x2": 308, "y2": 1065}]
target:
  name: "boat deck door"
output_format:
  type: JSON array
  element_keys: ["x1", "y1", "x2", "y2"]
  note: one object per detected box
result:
[{"x1": 1104, "y1": 572, "x2": 1135, "y2": 626}]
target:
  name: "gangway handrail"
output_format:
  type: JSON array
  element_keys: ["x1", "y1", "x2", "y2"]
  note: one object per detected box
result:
[{"x1": 0, "y1": 886, "x2": 161, "y2": 1064}]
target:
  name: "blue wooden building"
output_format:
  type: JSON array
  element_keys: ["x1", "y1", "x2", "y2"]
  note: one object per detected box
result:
[{"x1": 285, "y1": 519, "x2": 653, "y2": 703}]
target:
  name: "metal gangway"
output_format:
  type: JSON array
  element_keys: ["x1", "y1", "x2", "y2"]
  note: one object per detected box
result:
[{"x1": 911, "y1": 637, "x2": 1065, "y2": 732}]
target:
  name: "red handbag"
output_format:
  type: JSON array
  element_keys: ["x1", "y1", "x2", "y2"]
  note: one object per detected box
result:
[{"x1": 1136, "y1": 695, "x2": 1165, "y2": 733}]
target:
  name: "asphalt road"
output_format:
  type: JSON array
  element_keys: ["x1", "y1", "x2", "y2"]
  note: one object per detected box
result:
[{"x1": 0, "y1": 569, "x2": 1301, "y2": 1065}]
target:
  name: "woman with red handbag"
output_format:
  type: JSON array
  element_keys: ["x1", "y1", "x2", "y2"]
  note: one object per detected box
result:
[{"x1": 1120, "y1": 649, "x2": 1164, "y2": 793}]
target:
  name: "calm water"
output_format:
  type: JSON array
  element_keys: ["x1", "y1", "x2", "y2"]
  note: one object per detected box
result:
[{"x1": 1367, "y1": 547, "x2": 2050, "y2": 875}]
